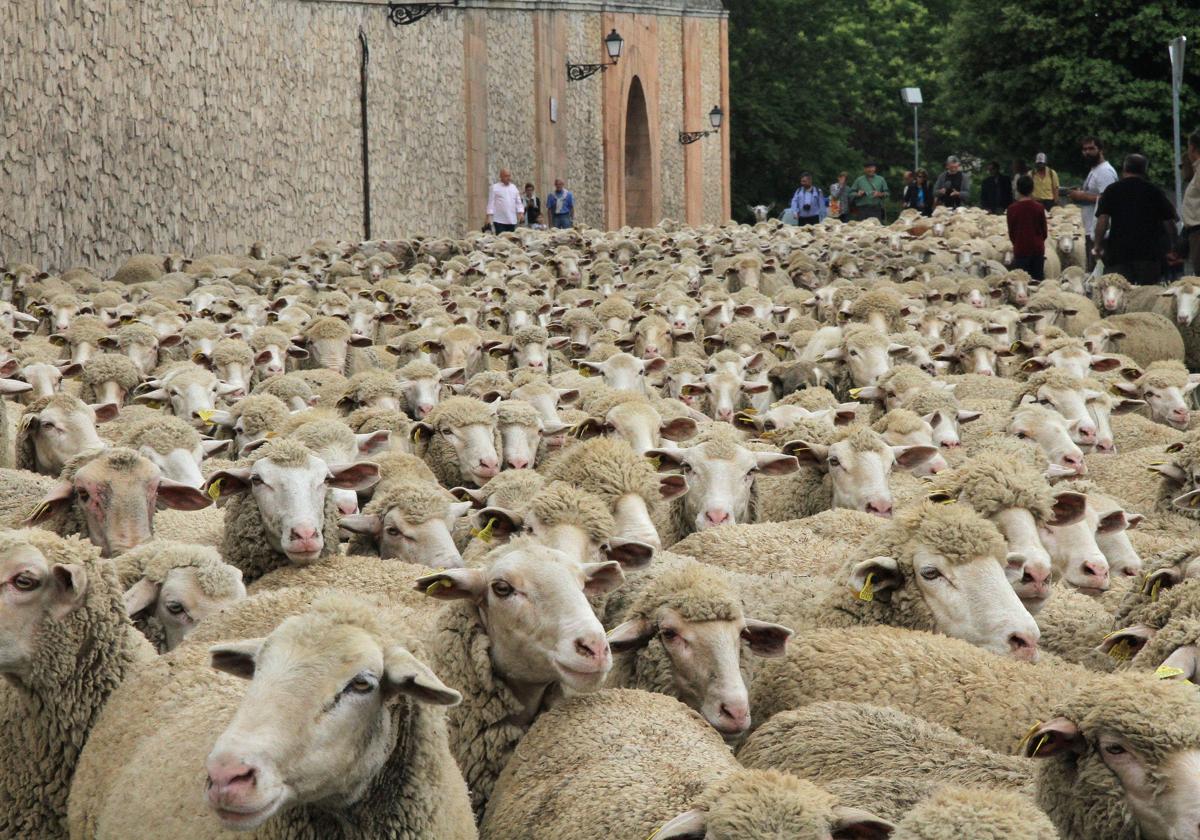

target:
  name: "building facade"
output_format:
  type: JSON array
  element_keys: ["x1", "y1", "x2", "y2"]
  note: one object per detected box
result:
[{"x1": 1, "y1": 0, "x2": 729, "y2": 271}]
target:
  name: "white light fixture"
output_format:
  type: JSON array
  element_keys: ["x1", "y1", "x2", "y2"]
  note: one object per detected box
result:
[
  {"x1": 901, "y1": 87, "x2": 923, "y2": 172},
  {"x1": 709, "y1": 105, "x2": 724, "y2": 130},
  {"x1": 901, "y1": 87, "x2": 923, "y2": 106}
]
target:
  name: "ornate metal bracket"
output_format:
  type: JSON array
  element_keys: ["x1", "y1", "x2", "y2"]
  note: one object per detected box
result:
[
  {"x1": 566, "y1": 61, "x2": 611, "y2": 82},
  {"x1": 679, "y1": 129, "x2": 717, "y2": 145},
  {"x1": 386, "y1": 0, "x2": 457, "y2": 26}
]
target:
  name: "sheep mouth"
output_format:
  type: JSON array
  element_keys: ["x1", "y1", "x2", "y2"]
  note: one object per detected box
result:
[
  {"x1": 283, "y1": 547, "x2": 323, "y2": 564},
  {"x1": 211, "y1": 792, "x2": 285, "y2": 829},
  {"x1": 1072, "y1": 585, "x2": 1108, "y2": 597},
  {"x1": 553, "y1": 660, "x2": 609, "y2": 690}
]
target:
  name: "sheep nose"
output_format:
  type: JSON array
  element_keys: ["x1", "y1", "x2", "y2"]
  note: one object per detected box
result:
[
  {"x1": 1062, "y1": 453, "x2": 1085, "y2": 473},
  {"x1": 337, "y1": 499, "x2": 358, "y2": 516},
  {"x1": 574, "y1": 635, "x2": 609, "y2": 663},
  {"x1": 206, "y1": 759, "x2": 258, "y2": 805},
  {"x1": 644, "y1": 346, "x2": 659, "y2": 357},
  {"x1": 941, "y1": 439, "x2": 961, "y2": 449},
  {"x1": 507, "y1": 457, "x2": 529, "y2": 470},
  {"x1": 865, "y1": 500, "x2": 893, "y2": 518},
  {"x1": 417, "y1": 403, "x2": 434, "y2": 417},
  {"x1": 717, "y1": 702, "x2": 751, "y2": 734},
  {"x1": 705, "y1": 509, "x2": 731, "y2": 527},
  {"x1": 1082, "y1": 562, "x2": 1109, "y2": 586},
  {"x1": 476, "y1": 458, "x2": 499, "y2": 477},
  {"x1": 1076, "y1": 426, "x2": 1097, "y2": 444},
  {"x1": 977, "y1": 368, "x2": 993, "y2": 376},
  {"x1": 1095, "y1": 440, "x2": 1115, "y2": 454},
  {"x1": 716, "y1": 409, "x2": 734, "y2": 422},
  {"x1": 1008, "y1": 633, "x2": 1038, "y2": 661},
  {"x1": 528, "y1": 359, "x2": 544, "y2": 369},
  {"x1": 290, "y1": 526, "x2": 319, "y2": 543}
]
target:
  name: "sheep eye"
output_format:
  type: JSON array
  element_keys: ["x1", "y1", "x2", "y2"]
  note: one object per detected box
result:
[
  {"x1": 660, "y1": 627, "x2": 679, "y2": 642},
  {"x1": 250, "y1": 474, "x2": 264, "y2": 486},
  {"x1": 164, "y1": 601, "x2": 185, "y2": 616},
  {"x1": 12, "y1": 573, "x2": 38, "y2": 592},
  {"x1": 347, "y1": 675, "x2": 375, "y2": 694},
  {"x1": 849, "y1": 349, "x2": 859, "y2": 357},
  {"x1": 491, "y1": 580, "x2": 515, "y2": 598},
  {"x1": 385, "y1": 526, "x2": 402, "y2": 537},
  {"x1": 76, "y1": 488, "x2": 90, "y2": 503},
  {"x1": 919, "y1": 567, "x2": 943, "y2": 581},
  {"x1": 827, "y1": 457, "x2": 841, "y2": 468},
  {"x1": 1015, "y1": 431, "x2": 1028, "y2": 440},
  {"x1": 1104, "y1": 743, "x2": 1127, "y2": 756}
]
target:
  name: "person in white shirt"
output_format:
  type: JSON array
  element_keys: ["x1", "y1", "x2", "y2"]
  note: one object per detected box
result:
[
  {"x1": 1183, "y1": 129, "x2": 1200, "y2": 274},
  {"x1": 486, "y1": 169, "x2": 524, "y2": 233},
  {"x1": 1068, "y1": 136, "x2": 1118, "y2": 272}
]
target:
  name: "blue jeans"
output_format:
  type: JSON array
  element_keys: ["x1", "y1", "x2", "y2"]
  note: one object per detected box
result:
[{"x1": 552, "y1": 214, "x2": 572, "y2": 229}]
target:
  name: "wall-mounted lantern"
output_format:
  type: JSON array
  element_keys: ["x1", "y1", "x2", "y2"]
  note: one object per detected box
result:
[
  {"x1": 679, "y1": 105, "x2": 723, "y2": 145},
  {"x1": 567, "y1": 29, "x2": 624, "y2": 81}
]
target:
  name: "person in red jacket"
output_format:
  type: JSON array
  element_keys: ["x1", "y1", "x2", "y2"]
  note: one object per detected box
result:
[{"x1": 1007, "y1": 174, "x2": 1047, "y2": 280}]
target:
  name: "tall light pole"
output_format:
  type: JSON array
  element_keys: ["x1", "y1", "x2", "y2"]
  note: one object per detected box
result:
[
  {"x1": 1170, "y1": 37, "x2": 1187, "y2": 213},
  {"x1": 901, "y1": 88, "x2": 923, "y2": 173}
]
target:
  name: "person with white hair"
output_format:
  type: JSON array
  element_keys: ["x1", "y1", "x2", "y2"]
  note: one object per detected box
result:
[{"x1": 933, "y1": 156, "x2": 970, "y2": 209}]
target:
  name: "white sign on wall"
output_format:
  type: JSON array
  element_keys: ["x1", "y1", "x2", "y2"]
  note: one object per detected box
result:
[{"x1": 550, "y1": 97, "x2": 558, "y2": 123}]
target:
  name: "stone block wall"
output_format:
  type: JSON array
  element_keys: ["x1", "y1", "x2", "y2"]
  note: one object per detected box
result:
[{"x1": 1, "y1": 0, "x2": 726, "y2": 271}]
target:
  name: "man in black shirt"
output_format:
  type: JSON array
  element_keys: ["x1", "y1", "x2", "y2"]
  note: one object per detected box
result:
[
  {"x1": 981, "y1": 161, "x2": 1013, "y2": 213},
  {"x1": 1093, "y1": 154, "x2": 1178, "y2": 285}
]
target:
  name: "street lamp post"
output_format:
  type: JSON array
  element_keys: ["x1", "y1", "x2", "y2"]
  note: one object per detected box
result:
[
  {"x1": 1170, "y1": 37, "x2": 1187, "y2": 214},
  {"x1": 901, "y1": 88, "x2": 922, "y2": 173}
]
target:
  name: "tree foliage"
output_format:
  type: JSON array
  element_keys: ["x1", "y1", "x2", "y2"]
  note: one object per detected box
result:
[{"x1": 728, "y1": 0, "x2": 1198, "y2": 220}]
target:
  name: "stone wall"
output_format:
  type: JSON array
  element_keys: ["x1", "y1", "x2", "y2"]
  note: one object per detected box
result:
[
  {"x1": 699, "y1": 18, "x2": 724, "y2": 225},
  {"x1": 1, "y1": 0, "x2": 726, "y2": 271}
]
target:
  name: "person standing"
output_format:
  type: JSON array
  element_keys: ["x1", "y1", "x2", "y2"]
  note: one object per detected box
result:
[
  {"x1": 546, "y1": 178, "x2": 575, "y2": 229},
  {"x1": 903, "y1": 169, "x2": 933, "y2": 215},
  {"x1": 1011, "y1": 159, "x2": 1030, "y2": 203},
  {"x1": 933, "y1": 156, "x2": 971, "y2": 209},
  {"x1": 522, "y1": 183, "x2": 542, "y2": 228},
  {"x1": 849, "y1": 162, "x2": 889, "y2": 222},
  {"x1": 1031, "y1": 153, "x2": 1059, "y2": 211},
  {"x1": 828, "y1": 172, "x2": 851, "y2": 222},
  {"x1": 981, "y1": 161, "x2": 1013, "y2": 213},
  {"x1": 789, "y1": 173, "x2": 825, "y2": 226},
  {"x1": 1067, "y1": 136, "x2": 1119, "y2": 272},
  {"x1": 1092, "y1": 154, "x2": 1178, "y2": 285},
  {"x1": 1007, "y1": 174, "x2": 1048, "y2": 281},
  {"x1": 486, "y1": 169, "x2": 524, "y2": 233},
  {"x1": 1181, "y1": 129, "x2": 1200, "y2": 274}
]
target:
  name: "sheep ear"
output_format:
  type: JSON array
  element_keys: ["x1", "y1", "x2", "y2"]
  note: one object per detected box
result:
[
  {"x1": 755, "y1": 452, "x2": 800, "y2": 476},
  {"x1": 355, "y1": 430, "x2": 391, "y2": 456},
  {"x1": 473, "y1": 507, "x2": 522, "y2": 540},
  {"x1": 659, "y1": 417, "x2": 698, "y2": 442},
  {"x1": 847, "y1": 556, "x2": 903, "y2": 601},
  {"x1": 1047, "y1": 491, "x2": 1087, "y2": 527},
  {"x1": 830, "y1": 806, "x2": 895, "y2": 839},
  {"x1": 91, "y1": 402, "x2": 120, "y2": 423},
  {"x1": 1172, "y1": 488, "x2": 1200, "y2": 511},
  {"x1": 652, "y1": 809, "x2": 707, "y2": 840},
  {"x1": 646, "y1": 448, "x2": 687, "y2": 473},
  {"x1": 338, "y1": 513, "x2": 383, "y2": 538},
  {"x1": 1096, "y1": 624, "x2": 1155, "y2": 659},
  {"x1": 892, "y1": 445, "x2": 938, "y2": 469},
  {"x1": 581, "y1": 560, "x2": 626, "y2": 596},
  {"x1": 600, "y1": 537, "x2": 654, "y2": 570},
  {"x1": 414, "y1": 568, "x2": 486, "y2": 600},
  {"x1": 25, "y1": 482, "x2": 76, "y2": 524},
  {"x1": 1024, "y1": 716, "x2": 1085, "y2": 758},
  {"x1": 658, "y1": 474, "x2": 689, "y2": 501},
  {"x1": 382, "y1": 646, "x2": 461, "y2": 707},
  {"x1": 1157, "y1": 645, "x2": 1200, "y2": 683},
  {"x1": 782, "y1": 440, "x2": 829, "y2": 469},
  {"x1": 741, "y1": 618, "x2": 793, "y2": 658},
  {"x1": 210, "y1": 639, "x2": 264, "y2": 680},
  {"x1": 158, "y1": 479, "x2": 213, "y2": 511},
  {"x1": 1150, "y1": 462, "x2": 1189, "y2": 484},
  {"x1": 200, "y1": 439, "x2": 231, "y2": 457},
  {"x1": 1096, "y1": 510, "x2": 1131, "y2": 534},
  {"x1": 606, "y1": 618, "x2": 655, "y2": 653},
  {"x1": 449, "y1": 486, "x2": 488, "y2": 507},
  {"x1": 203, "y1": 468, "x2": 253, "y2": 499},
  {"x1": 327, "y1": 462, "x2": 380, "y2": 492},
  {"x1": 49, "y1": 563, "x2": 88, "y2": 620},
  {"x1": 123, "y1": 578, "x2": 161, "y2": 618}
]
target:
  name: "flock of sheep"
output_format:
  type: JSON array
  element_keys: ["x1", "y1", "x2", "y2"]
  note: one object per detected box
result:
[{"x1": 2, "y1": 204, "x2": 1200, "y2": 839}]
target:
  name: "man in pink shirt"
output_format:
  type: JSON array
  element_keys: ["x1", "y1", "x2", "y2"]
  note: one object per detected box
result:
[{"x1": 486, "y1": 169, "x2": 524, "y2": 233}]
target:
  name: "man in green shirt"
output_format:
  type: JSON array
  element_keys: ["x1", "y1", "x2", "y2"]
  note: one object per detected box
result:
[{"x1": 849, "y1": 162, "x2": 889, "y2": 222}]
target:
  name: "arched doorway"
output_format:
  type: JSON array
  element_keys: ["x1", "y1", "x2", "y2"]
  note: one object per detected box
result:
[{"x1": 624, "y1": 76, "x2": 653, "y2": 228}]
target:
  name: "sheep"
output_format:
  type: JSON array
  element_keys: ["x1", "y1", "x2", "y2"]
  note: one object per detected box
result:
[
  {"x1": 541, "y1": 435, "x2": 687, "y2": 550},
  {"x1": 137, "y1": 363, "x2": 237, "y2": 429},
  {"x1": 202, "y1": 337, "x2": 254, "y2": 397},
  {"x1": 393, "y1": 358, "x2": 459, "y2": 419},
  {"x1": 78, "y1": 353, "x2": 141, "y2": 408},
  {"x1": 0, "y1": 529, "x2": 155, "y2": 838},
  {"x1": 112, "y1": 413, "x2": 228, "y2": 487},
  {"x1": 872, "y1": 409, "x2": 949, "y2": 475},
  {"x1": 340, "y1": 477, "x2": 472, "y2": 567},
  {"x1": 16, "y1": 393, "x2": 113, "y2": 475},
  {"x1": 1111, "y1": 360, "x2": 1197, "y2": 430},
  {"x1": 1130, "y1": 276, "x2": 1200, "y2": 369},
  {"x1": 115, "y1": 540, "x2": 246, "y2": 651},
  {"x1": 67, "y1": 594, "x2": 475, "y2": 839},
  {"x1": 895, "y1": 787, "x2": 1060, "y2": 840},
  {"x1": 755, "y1": 424, "x2": 938, "y2": 520},
  {"x1": 481, "y1": 689, "x2": 893, "y2": 840},
  {"x1": 412, "y1": 395, "x2": 501, "y2": 487},
  {"x1": 574, "y1": 389, "x2": 697, "y2": 455},
  {"x1": 252, "y1": 369, "x2": 316, "y2": 410},
  {"x1": 414, "y1": 537, "x2": 626, "y2": 817},
  {"x1": 576, "y1": 351, "x2": 665, "y2": 393},
  {"x1": 202, "y1": 437, "x2": 380, "y2": 582}
]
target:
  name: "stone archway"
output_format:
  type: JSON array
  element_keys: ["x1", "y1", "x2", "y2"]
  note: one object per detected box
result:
[{"x1": 623, "y1": 76, "x2": 653, "y2": 228}]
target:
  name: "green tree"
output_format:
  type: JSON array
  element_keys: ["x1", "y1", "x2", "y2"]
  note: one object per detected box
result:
[{"x1": 938, "y1": 0, "x2": 1199, "y2": 186}]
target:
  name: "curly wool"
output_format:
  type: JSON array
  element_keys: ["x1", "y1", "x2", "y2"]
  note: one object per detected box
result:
[
  {"x1": 526, "y1": 482, "x2": 614, "y2": 545},
  {"x1": 248, "y1": 325, "x2": 290, "y2": 352},
  {"x1": 895, "y1": 787, "x2": 1058, "y2": 840},
  {"x1": 115, "y1": 322, "x2": 158, "y2": 348},
  {"x1": 230, "y1": 393, "x2": 290, "y2": 436},
  {"x1": 424, "y1": 395, "x2": 497, "y2": 431},
  {"x1": 956, "y1": 330, "x2": 1001, "y2": 354},
  {"x1": 848, "y1": 288, "x2": 906, "y2": 331},
  {"x1": 253, "y1": 372, "x2": 314, "y2": 404},
  {"x1": 560, "y1": 307, "x2": 602, "y2": 333},
  {"x1": 476, "y1": 469, "x2": 547, "y2": 509},
  {"x1": 901, "y1": 387, "x2": 960, "y2": 417},
  {"x1": 511, "y1": 325, "x2": 548, "y2": 348},
  {"x1": 841, "y1": 322, "x2": 890, "y2": 352},
  {"x1": 1013, "y1": 367, "x2": 1086, "y2": 405},
  {"x1": 290, "y1": 418, "x2": 357, "y2": 459},
  {"x1": 119, "y1": 539, "x2": 243, "y2": 599},
  {"x1": 930, "y1": 451, "x2": 1055, "y2": 520},
  {"x1": 210, "y1": 338, "x2": 254, "y2": 368},
  {"x1": 873, "y1": 408, "x2": 930, "y2": 437},
  {"x1": 0, "y1": 530, "x2": 152, "y2": 839},
  {"x1": 62, "y1": 315, "x2": 110, "y2": 346},
  {"x1": 302, "y1": 316, "x2": 352, "y2": 342},
  {"x1": 1033, "y1": 673, "x2": 1200, "y2": 840},
  {"x1": 181, "y1": 319, "x2": 222, "y2": 342},
  {"x1": 341, "y1": 369, "x2": 402, "y2": 406},
  {"x1": 495, "y1": 399, "x2": 542, "y2": 429},
  {"x1": 776, "y1": 387, "x2": 840, "y2": 411},
  {"x1": 397, "y1": 359, "x2": 441, "y2": 380},
  {"x1": 595, "y1": 296, "x2": 635, "y2": 321},
  {"x1": 117, "y1": 414, "x2": 201, "y2": 455},
  {"x1": 541, "y1": 436, "x2": 661, "y2": 509},
  {"x1": 877, "y1": 364, "x2": 934, "y2": 396},
  {"x1": 1138, "y1": 359, "x2": 1191, "y2": 390},
  {"x1": 79, "y1": 353, "x2": 141, "y2": 397},
  {"x1": 345, "y1": 406, "x2": 414, "y2": 437}
]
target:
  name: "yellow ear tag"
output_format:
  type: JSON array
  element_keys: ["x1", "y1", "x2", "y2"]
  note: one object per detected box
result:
[
  {"x1": 376, "y1": 292, "x2": 389, "y2": 302},
  {"x1": 1150, "y1": 578, "x2": 1163, "y2": 601},
  {"x1": 412, "y1": 427, "x2": 422, "y2": 444},
  {"x1": 470, "y1": 517, "x2": 497, "y2": 543},
  {"x1": 1107, "y1": 639, "x2": 1134, "y2": 662},
  {"x1": 28, "y1": 500, "x2": 50, "y2": 521},
  {"x1": 1030, "y1": 733, "x2": 1051, "y2": 757},
  {"x1": 1010, "y1": 341, "x2": 1021, "y2": 353},
  {"x1": 192, "y1": 352, "x2": 205, "y2": 362},
  {"x1": 424, "y1": 578, "x2": 454, "y2": 596},
  {"x1": 857, "y1": 572, "x2": 875, "y2": 602},
  {"x1": 419, "y1": 343, "x2": 432, "y2": 353},
  {"x1": 1016, "y1": 720, "x2": 1044, "y2": 753},
  {"x1": 578, "y1": 367, "x2": 592, "y2": 377},
  {"x1": 197, "y1": 409, "x2": 215, "y2": 425},
  {"x1": 207, "y1": 478, "x2": 223, "y2": 501},
  {"x1": 773, "y1": 346, "x2": 787, "y2": 359},
  {"x1": 848, "y1": 387, "x2": 863, "y2": 398},
  {"x1": 740, "y1": 406, "x2": 758, "y2": 415},
  {"x1": 143, "y1": 399, "x2": 163, "y2": 410},
  {"x1": 265, "y1": 431, "x2": 277, "y2": 439},
  {"x1": 648, "y1": 456, "x2": 662, "y2": 471},
  {"x1": 1156, "y1": 665, "x2": 1186, "y2": 680}
]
